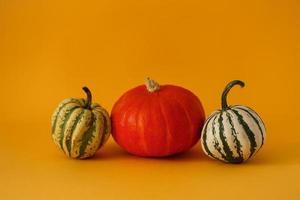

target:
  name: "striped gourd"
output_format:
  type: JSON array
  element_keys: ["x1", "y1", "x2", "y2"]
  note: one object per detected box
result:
[
  {"x1": 200, "y1": 80, "x2": 266, "y2": 163},
  {"x1": 51, "y1": 87, "x2": 111, "y2": 159}
]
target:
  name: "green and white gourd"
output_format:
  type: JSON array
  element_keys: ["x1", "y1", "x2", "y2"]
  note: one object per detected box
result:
[
  {"x1": 51, "y1": 87, "x2": 111, "y2": 159},
  {"x1": 200, "y1": 80, "x2": 266, "y2": 163}
]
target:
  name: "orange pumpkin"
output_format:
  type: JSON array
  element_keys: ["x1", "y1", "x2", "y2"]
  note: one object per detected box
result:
[{"x1": 111, "y1": 78, "x2": 205, "y2": 157}]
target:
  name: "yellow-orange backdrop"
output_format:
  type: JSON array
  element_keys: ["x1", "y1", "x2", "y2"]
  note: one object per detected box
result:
[{"x1": 1, "y1": 0, "x2": 299, "y2": 199}]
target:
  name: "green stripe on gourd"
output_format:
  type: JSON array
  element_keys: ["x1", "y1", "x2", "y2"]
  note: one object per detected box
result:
[
  {"x1": 94, "y1": 111, "x2": 106, "y2": 148},
  {"x1": 231, "y1": 109, "x2": 257, "y2": 158},
  {"x1": 241, "y1": 105, "x2": 266, "y2": 128},
  {"x1": 64, "y1": 109, "x2": 85, "y2": 155},
  {"x1": 61, "y1": 108, "x2": 83, "y2": 155},
  {"x1": 51, "y1": 98, "x2": 81, "y2": 134},
  {"x1": 200, "y1": 80, "x2": 266, "y2": 164},
  {"x1": 226, "y1": 111, "x2": 243, "y2": 161},
  {"x1": 211, "y1": 115, "x2": 227, "y2": 161},
  {"x1": 70, "y1": 110, "x2": 92, "y2": 158},
  {"x1": 93, "y1": 106, "x2": 111, "y2": 146},
  {"x1": 96, "y1": 109, "x2": 111, "y2": 146},
  {"x1": 218, "y1": 111, "x2": 235, "y2": 162},
  {"x1": 201, "y1": 113, "x2": 219, "y2": 160},
  {"x1": 235, "y1": 106, "x2": 265, "y2": 147},
  {"x1": 52, "y1": 103, "x2": 80, "y2": 148},
  {"x1": 78, "y1": 112, "x2": 97, "y2": 158},
  {"x1": 57, "y1": 106, "x2": 81, "y2": 150},
  {"x1": 92, "y1": 110, "x2": 106, "y2": 149}
]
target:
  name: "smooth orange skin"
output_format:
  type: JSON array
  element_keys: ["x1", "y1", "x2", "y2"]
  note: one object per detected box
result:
[{"x1": 111, "y1": 85, "x2": 205, "y2": 157}]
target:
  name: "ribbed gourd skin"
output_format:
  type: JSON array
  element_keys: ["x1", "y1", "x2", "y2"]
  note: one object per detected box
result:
[
  {"x1": 200, "y1": 105, "x2": 266, "y2": 163},
  {"x1": 51, "y1": 98, "x2": 111, "y2": 159}
]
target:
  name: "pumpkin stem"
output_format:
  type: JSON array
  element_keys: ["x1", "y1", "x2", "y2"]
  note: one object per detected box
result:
[
  {"x1": 145, "y1": 77, "x2": 160, "y2": 92},
  {"x1": 82, "y1": 86, "x2": 92, "y2": 109},
  {"x1": 221, "y1": 80, "x2": 245, "y2": 110}
]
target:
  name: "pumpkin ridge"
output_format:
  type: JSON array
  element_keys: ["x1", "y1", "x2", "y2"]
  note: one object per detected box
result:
[
  {"x1": 235, "y1": 107, "x2": 265, "y2": 147},
  {"x1": 113, "y1": 87, "x2": 145, "y2": 117},
  {"x1": 135, "y1": 98, "x2": 149, "y2": 156},
  {"x1": 157, "y1": 95, "x2": 172, "y2": 155},
  {"x1": 112, "y1": 94, "x2": 146, "y2": 153},
  {"x1": 171, "y1": 97, "x2": 194, "y2": 150},
  {"x1": 118, "y1": 94, "x2": 146, "y2": 134},
  {"x1": 231, "y1": 109, "x2": 257, "y2": 158}
]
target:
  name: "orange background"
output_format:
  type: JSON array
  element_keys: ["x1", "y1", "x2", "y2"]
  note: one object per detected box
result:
[{"x1": 1, "y1": 0, "x2": 300, "y2": 199}]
